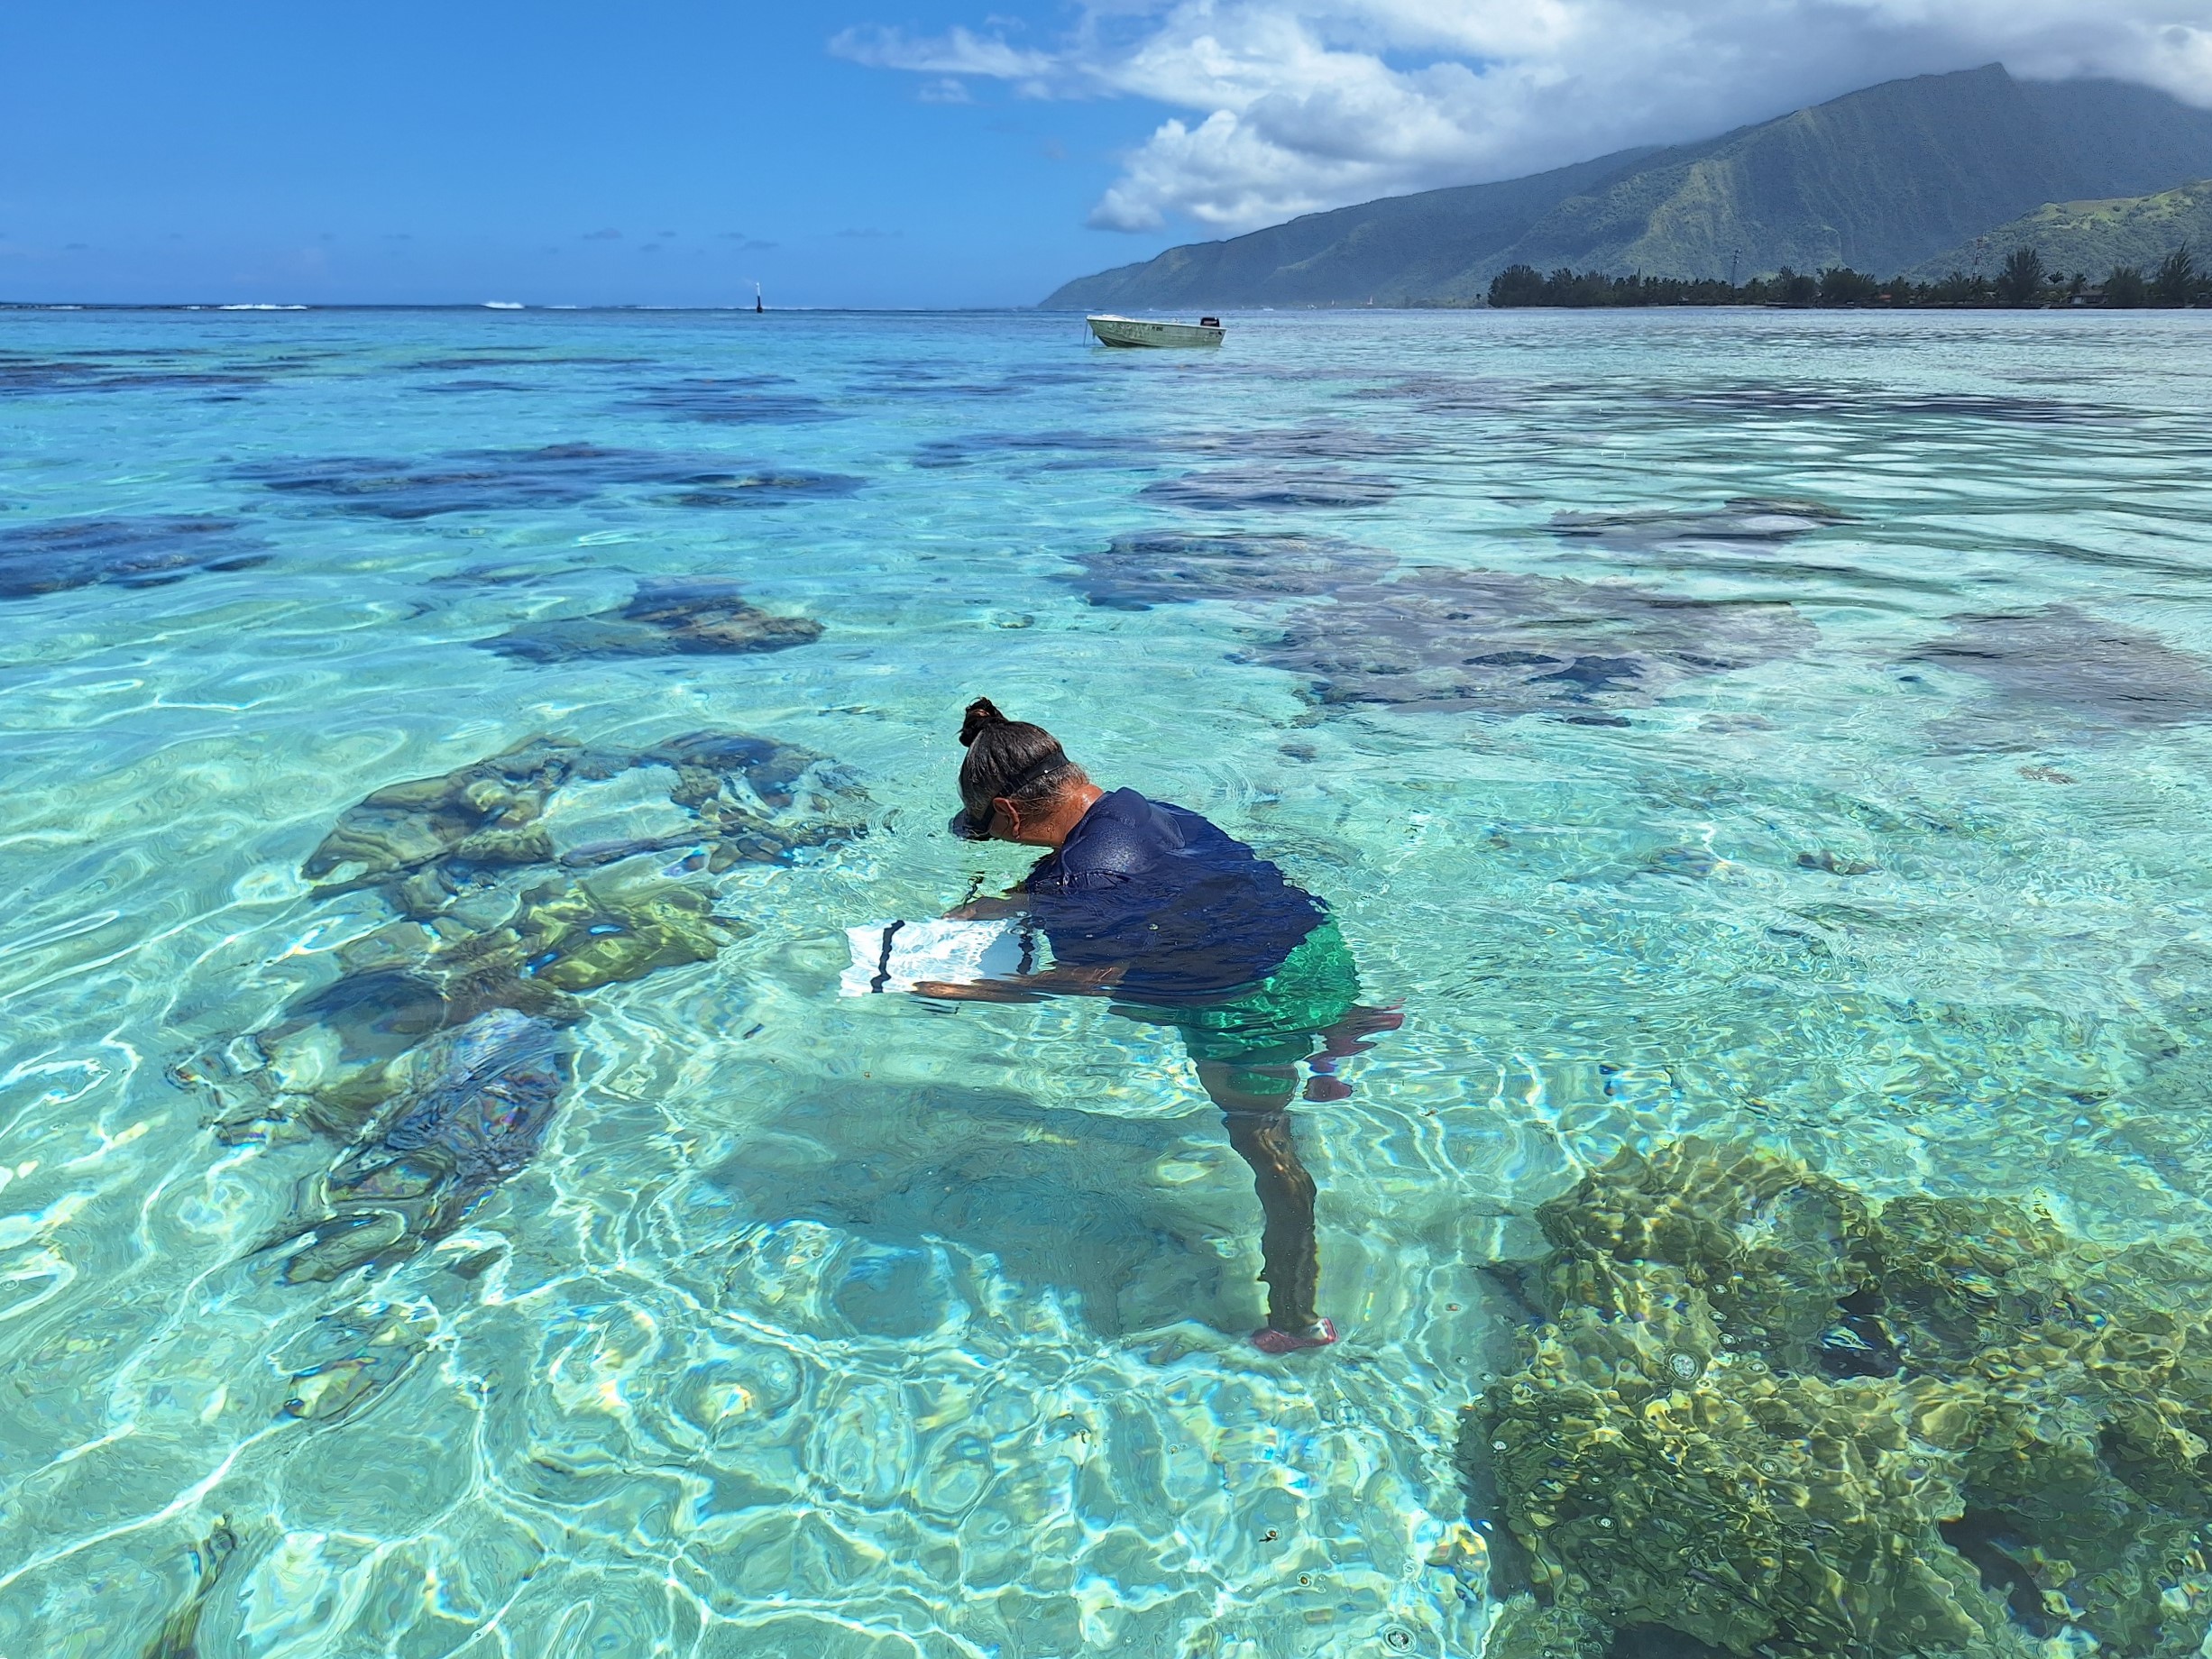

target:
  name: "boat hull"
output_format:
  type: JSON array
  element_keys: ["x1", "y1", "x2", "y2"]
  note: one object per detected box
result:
[{"x1": 1087, "y1": 315, "x2": 1225, "y2": 349}]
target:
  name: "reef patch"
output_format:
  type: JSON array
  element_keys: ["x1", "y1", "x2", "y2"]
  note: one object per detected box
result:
[
  {"x1": 1055, "y1": 530, "x2": 1396, "y2": 610},
  {"x1": 478, "y1": 577, "x2": 824, "y2": 662},
  {"x1": 1547, "y1": 498, "x2": 1849, "y2": 555},
  {"x1": 1139, "y1": 466, "x2": 1397, "y2": 513},
  {"x1": 0, "y1": 350, "x2": 269, "y2": 399},
  {"x1": 1471, "y1": 1139, "x2": 2212, "y2": 1659},
  {"x1": 1258, "y1": 570, "x2": 1813, "y2": 717},
  {"x1": 629, "y1": 375, "x2": 840, "y2": 425},
  {"x1": 236, "y1": 444, "x2": 858, "y2": 519},
  {"x1": 661, "y1": 470, "x2": 863, "y2": 509},
  {"x1": 1905, "y1": 604, "x2": 2212, "y2": 737},
  {"x1": 177, "y1": 726, "x2": 865, "y2": 1282},
  {"x1": 300, "y1": 726, "x2": 851, "y2": 898},
  {"x1": 259, "y1": 1010, "x2": 569, "y2": 1283},
  {"x1": 0, "y1": 516, "x2": 270, "y2": 599}
]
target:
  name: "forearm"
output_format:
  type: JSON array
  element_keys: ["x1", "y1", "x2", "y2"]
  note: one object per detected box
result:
[{"x1": 912, "y1": 962, "x2": 1124, "y2": 1002}]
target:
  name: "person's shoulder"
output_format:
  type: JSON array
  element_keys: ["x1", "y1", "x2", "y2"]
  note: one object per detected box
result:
[
  {"x1": 1148, "y1": 797, "x2": 1259, "y2": 862},
  {"x1": 1062, "y1": 789, "x2": 1175, "y2": 873}
]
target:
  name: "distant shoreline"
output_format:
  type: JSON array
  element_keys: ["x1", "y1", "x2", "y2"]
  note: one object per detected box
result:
[{"x1": 3, "y1": 297, "x2": 2207, "y2": 316}]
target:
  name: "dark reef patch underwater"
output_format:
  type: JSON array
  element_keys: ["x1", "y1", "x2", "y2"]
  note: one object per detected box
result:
[
  {"x1": 1056, "y1": 529, "x2": 1396, "y2": 610},
  {"x1": 626, "y1": 374, "x2": 840, "y2": 426},
  {"x1": 1471, "y1": 1140, "x2": 2212, "y2": 1659},
  {"x1": 235, "y1": 444, "x2": 862, "y2": 519},
  {"x1": 1258, "y1": 569, "x2": 1814, "y2": 718},
  {"x1": 1905, "y1": 605, "x2": 2212, "y2": 740},
  {"x1": 1546, "y1": 498, "x2": 1850, "y2": 555},
  {"x1": 1139, "y1": 465, "x2": 1398, "y2": 512},
  {"x1": 478, "y1": 578, "x2": 825, "y2": 662},
  {"x1": 0, "y1": 348, "x2": 271, "y2": 398},
  {"x1": 0, "y1": 516, "x2": 270, "y2": 599}
]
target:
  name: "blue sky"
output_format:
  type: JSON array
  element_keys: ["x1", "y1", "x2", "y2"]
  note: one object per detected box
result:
[
  {"x1": 0, "y1": 0, "x2": 1160, "y2": 307},
  {"x1": 4, "y1": 0, "x2": 2205, "y2": 307}
]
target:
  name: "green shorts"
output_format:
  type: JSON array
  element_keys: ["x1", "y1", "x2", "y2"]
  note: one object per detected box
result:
[{"x1": 1111, "y1": 921, "x2": 1363, "y2": 1091}]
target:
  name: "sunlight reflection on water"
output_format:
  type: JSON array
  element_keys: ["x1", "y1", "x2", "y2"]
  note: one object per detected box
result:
[{"x1": 2, "y1": 306, "x2": 2210, "y2": 1655}]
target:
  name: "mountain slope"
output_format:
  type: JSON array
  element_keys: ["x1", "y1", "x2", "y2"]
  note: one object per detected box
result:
[
  {"x1": 1044, "y1": 147, "x2": 1660, "y2": 312},
  {"x1": 1911, "y1": 179, "x2": 2212, "y2": 280},
  {"x1": 1044, "y1": 66, "x2": 2212, "y2": 307}
]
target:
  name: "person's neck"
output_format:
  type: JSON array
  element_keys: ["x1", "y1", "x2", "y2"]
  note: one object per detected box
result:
[{"x1": 1021, "y1": 782, "x2": 1105, "y2": 848}]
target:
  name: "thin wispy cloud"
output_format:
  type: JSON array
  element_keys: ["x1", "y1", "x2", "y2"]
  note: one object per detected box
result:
[{"x1": 834, "y1": 1, "x2": 2212, "y2": 233}]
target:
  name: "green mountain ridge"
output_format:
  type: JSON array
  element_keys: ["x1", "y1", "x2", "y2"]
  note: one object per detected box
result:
[
  {"x1": 1910, "y1": 179, "x2": 2212, "y2": 280},
  {"x1": 1044, "y1": 65, "x2": 2212, "y2": 308}
]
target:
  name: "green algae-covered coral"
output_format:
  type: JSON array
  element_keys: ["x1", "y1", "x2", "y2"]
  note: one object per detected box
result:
[
  {"x1": 302, "y1": 726, "x2": 860, "y2": 900},
  {"x1": 1470, "y1": 1140, "x2": 2212, "y2": 1659}
]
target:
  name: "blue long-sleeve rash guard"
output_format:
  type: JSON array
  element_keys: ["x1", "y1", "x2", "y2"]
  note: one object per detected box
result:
[{"x1": 1022, "y1": 788, "x2": 1327, "y2": 1001}]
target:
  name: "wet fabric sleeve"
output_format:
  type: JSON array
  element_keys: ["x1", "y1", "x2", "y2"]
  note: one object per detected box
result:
[{"x1": 1025, "y1": 865, "x2": 1173, "y2": 967}]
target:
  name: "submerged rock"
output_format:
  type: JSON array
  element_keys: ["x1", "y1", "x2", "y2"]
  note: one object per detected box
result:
[
  {"x1": 628, "y1": 374, "x2": 838, "y2": 425},
  {"x1": 661, "y1": 470, "x2": 863, "y2": 509},
  {"x1": 1547, "y1": 497, "x2": 1849, "y2": 554},
  {"x1": 275, "y1": 872, "x2": 746, "y2": 1091},
  {"x1": 1798, "y1": 849, "x2": 1879, "y2": 875},
  {"x1": 236, "y1": 442, "x2": 803, "y2": 519},
  {"x1": 1906, "y1": 605, "x2": 2212, "y2": 737},
  {"x1": 480, "y1": 577, "x2": 823, "y2": 662},
  {"x1": 191, "y1": 726, "x2": 858, "y2": 1279},
  {"x1": 277, "y1": 1302, "x2": 438, "y2": 1425},
  {"x1": 1261, "y1": 570, "x2": 1814, "y2": 718},
  {"x1": 302, "y1": 735, "x2": 601, "y2": 892},
  {"x1": 262, "y1": 1010, "x2": 569, "y2": 1283},
  {"x1": 303, "y1": 725, "x2": 854, "y2": 901},
  {"x1": 443, "y1": 871, "x2": 747, "y2": 994},
  {"x1": 1139, "y1": 465, "x2": 1397, "y2": 512},
  {"x1": 0, "y1": 515, "x2": 270, "y2": 599},
  {"x1": 139, "y1": 1518, "x2": 241, "y2": 1659},
  {"x1": 1055, "y1": 529, "x2": 1395, "y2": 610},
  {"x1": 1471, "y1": 1139, "x2": 2212, "y2": 1659}
]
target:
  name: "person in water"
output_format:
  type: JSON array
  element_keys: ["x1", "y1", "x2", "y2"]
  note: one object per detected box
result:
[{"x1": 918, "y1": 697, "x2": 1400, "y2": 1353}]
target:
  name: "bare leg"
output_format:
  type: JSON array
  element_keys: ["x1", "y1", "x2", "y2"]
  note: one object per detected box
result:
[{"x1": 1196, "y1": 1059, "x2": 1329, "y2": 1343}]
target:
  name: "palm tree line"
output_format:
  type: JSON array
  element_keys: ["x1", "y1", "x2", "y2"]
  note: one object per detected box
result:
[{"x1": 1483, "y1": 244, "x2": 2206, "y2": 308}]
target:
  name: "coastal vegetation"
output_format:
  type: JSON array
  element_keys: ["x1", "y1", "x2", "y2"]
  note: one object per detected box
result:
[{"x1": 1486, "y1": 243, "x2": 2206, "y2": 307}]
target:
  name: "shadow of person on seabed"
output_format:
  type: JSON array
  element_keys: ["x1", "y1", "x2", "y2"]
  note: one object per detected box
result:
[{"x1": 914, "y1": 698, "x2": 1402, "y2": 1354}]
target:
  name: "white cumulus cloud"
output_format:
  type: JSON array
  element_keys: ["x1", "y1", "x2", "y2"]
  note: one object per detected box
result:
[{"x1": 832, "y1": 0, "x2": 2212, "y2": 233}]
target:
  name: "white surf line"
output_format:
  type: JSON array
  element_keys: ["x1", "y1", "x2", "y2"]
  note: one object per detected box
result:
[{"x1": 0, "y1": 1420, "x2": 290, "y2": 1596}]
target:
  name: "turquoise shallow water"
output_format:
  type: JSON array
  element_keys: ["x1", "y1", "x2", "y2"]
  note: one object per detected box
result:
[{"x1": 4, "y1": 305, "x2": 2212, "y2": 1656}]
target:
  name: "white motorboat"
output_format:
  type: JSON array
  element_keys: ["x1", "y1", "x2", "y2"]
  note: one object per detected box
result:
[{"x1": 1087, "y1": 313, "x2": 1225, "y2": 348}]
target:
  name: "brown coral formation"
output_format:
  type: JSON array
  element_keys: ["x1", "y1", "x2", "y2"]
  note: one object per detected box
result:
[
  {"x1": 301, "y1": 729, "x2": 850, "y2": 897},
  {"x1": 1471, "y1": 1141, "x2": 2212, "y2": 1659},
  {"x1": 177, "y1": 727, "x2": 863, "y2": 1283},
  {"x1": 480, "y1": 576, "x2": 823, "y2": 662}
]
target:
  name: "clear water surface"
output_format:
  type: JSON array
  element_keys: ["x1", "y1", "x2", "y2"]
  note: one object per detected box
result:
[{"x1": 3, "y1": 305, "x2": 2211, "y2": 1656}]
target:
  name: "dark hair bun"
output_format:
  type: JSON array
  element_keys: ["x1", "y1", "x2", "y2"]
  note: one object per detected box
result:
[{"x1": 959, "y1": 697, "x2": 1007, "y2": 747}]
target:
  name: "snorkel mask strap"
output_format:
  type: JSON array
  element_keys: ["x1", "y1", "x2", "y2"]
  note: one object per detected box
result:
[{"x1": 954, "y1": 755, "x2": 1066, "y2": 839}]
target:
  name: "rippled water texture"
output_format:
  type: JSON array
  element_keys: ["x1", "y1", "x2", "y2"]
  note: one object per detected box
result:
[{"x1": 5, "y1": 307, "x2": 2212, "y2": 1657}]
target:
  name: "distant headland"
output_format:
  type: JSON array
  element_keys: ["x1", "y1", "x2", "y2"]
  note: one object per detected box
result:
[{"x1": 1043, "y1": 65, "x2": 2212, "y2": 311}]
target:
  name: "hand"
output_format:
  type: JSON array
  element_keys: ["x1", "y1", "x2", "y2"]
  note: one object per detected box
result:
[
  {"x1": 943, "y1": 896, "x2": 1025, "y2": 921},
  {"x1": 911, "y1": 980, "x2": 1044, "y2": 1004},
  {"x1": 1318, "y1": 1004, "x2": 1405, "y2": 1057}
]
